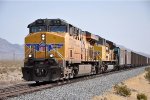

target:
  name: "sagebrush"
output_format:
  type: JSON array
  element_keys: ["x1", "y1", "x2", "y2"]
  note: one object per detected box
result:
[
  {"x1": 145, "y1": 67, "x2": 150, "y2": 72},
  {"x1": 137, "y1": 93, "x2": 147, "y2": 100},
  {"x1": 144, "y1": 67, "x2": 150, "y2": 82},
  {"x1": 114, "y1": 83, "x2": 131, "y2": 97}
]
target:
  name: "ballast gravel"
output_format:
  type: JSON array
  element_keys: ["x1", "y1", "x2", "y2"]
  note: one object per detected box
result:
[{"x1": 9, "y1": 67, "x2": 147, "y2": 100}]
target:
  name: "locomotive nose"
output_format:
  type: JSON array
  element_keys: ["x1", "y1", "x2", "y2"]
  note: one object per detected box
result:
[{"x1": 25, "y1": 32, "x2": 47, "y2": 59}]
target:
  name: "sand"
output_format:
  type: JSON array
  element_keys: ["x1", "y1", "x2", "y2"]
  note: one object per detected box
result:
[
  {"x1": 0, "y1": 61, "x2": 23, "y2": 88},
  {"x1": 93, "y1": 72, "x2": 150, "y2": 100},
  {"x1": 0, "y1": 70, "x2": 23, "y2": 88}
]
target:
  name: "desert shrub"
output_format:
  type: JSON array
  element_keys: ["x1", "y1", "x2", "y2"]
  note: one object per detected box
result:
[
  {"x1": 9, "y1": 68, "x2": 16, "y2": 72},
  {"x1": 0, "y1": 60, "x2": 23, "y2": 74},
  {"x1": 0, "y1": 68, "x2": 7, "y2": 74},
  {"x1": 145, "y1": 67, "x2": 150, "y2": 72},
  {"x1": 137, "y1": 93, "x2": 147, "y2": 100},
  {"x1": 144, "y1": 70, "x2": 150, "y2": 82},
  {"x1": 114, "y1": 83, "x2": 131, "y2": 97}
]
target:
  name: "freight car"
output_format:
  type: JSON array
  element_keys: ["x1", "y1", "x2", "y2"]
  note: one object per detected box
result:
[
  {"x1": 126, "y1": 50, "x2": 131, "y2": 67},
  {"x1": 148, "y1": 58, "x2": 150, "y2": 65},
  {"x1": 131, "y1": 52, "x2": 147, "y2": 67},
  {"x1": 114, "y1": 47, "x2": 132, "y2": 69},
  {"x1": 22, "y1": 19, "x2": 149, "y2": 83}
]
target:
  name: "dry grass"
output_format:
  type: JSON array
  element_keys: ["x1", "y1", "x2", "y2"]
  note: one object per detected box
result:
[
  {"x1": 0, "y1": 60, "x2": 23, "y2": 74},
  {"x1": 114, "y1": 82, "x2": 131, "y2": 97},
  {"x1": 137, "y1": 93, "x2": 147, "y2": 100},
  {"x1": 0, "y1": 60, "x2": 23, "y2": 86},
  {"x1": 145, "y1": 67, "x2": 150, "y2": 72}
]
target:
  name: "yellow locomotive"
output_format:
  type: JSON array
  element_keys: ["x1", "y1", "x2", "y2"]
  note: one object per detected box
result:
[{"x1": 22, "y1": 19, "x2": 117, "y2": 83}]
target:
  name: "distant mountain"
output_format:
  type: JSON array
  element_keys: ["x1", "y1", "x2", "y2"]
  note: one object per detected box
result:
[{"x1": 0, "y1": 38, "x2": 24, "y2": 60}]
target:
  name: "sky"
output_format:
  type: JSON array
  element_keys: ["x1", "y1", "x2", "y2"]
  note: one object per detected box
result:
[{"x1": 0, "y1": 0, "x2": 150, "y2": 54}]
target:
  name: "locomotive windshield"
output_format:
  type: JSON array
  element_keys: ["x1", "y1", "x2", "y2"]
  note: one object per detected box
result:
[
  {"x1": 30, "y1": 25, "x2": 67, "y2": 33},
  {"x1": 29, "y1": 19, "x2": 68, "y2": 33},
  {"x1": 50, "y1": 25, "x2": 67, "y2": 32},
  {"x1": 30, "y1": 26, "x2": 47, "y2": 33}
]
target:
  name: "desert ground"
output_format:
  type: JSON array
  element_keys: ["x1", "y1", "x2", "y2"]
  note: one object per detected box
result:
[
  {"x1": 93, "y1": 69, "x2": 150, "y2": 100},
  {"x1": 0, "y1": 61, "x2": 23, "y2": 88}
]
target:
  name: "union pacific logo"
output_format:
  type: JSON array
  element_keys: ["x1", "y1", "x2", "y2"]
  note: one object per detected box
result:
[{"x1": 26, "y1": 43, "x2": 63, "y2": 52}]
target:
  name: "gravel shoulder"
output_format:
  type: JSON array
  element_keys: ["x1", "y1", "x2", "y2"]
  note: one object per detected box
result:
[
  {"x1": 93, "y1": 69, "x2": 150, "y2": 100},
  {"x1": 9, "y1": 66, "x2": 148, "y2": 100}
]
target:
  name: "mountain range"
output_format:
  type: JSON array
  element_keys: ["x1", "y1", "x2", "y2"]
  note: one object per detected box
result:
[{"x1": 0, "y1": 38, "x2": 24, "y2": 60}]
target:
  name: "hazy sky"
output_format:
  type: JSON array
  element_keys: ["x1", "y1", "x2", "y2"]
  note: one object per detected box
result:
[{"x1": 0, "y1": 0, "x2": 150, "y2": 54}]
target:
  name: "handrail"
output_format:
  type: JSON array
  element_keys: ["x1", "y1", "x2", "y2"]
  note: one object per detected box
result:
[
  {"x1": 51, "y1": 48, "x2": 65, "y2": 68},
  {"x1": 24, "y1": 46, "x2": 31, "y2": 58},
  {"x1": 25, "y1": 44, "x2": 65, "y2": 67}
]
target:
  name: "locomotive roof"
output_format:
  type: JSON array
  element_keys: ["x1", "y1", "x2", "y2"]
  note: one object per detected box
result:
[
  {"x1": 27, "y1": 18, "x2": 82, "y2": 31},
  {"x1": 27, "y1": 18, "x2": 69, "y2": 28}
]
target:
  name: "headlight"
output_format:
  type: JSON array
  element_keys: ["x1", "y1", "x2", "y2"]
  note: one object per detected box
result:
[
  {"x1": 28, "y1": 54, "x2": 32, "y2": 58},
  {"x1": 42, "y1": 37, "x2": 45, "y2": 40},
  {"x1": 42, "y1": 34, "x2": 45, "y2": 37},
  {"x1": 41, "y1": 34, "x2": 45, "y2": 40},
  {"x1": 50, "y1": 54, "x2": 54, "y2": 58}
]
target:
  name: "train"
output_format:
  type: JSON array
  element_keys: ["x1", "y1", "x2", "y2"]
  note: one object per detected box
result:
[{"x1": 22, "y1": 19, "x2": 150, "y2": 83}]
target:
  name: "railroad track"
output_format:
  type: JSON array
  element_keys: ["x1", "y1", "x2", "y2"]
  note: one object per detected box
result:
[{"x1": 0, "y1": 66, "x2": 147, "y2": 100}]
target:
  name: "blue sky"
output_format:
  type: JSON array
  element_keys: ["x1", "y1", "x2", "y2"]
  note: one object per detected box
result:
[{"x1": 0, "y1": 1, "x2": 150, "y2": 54}]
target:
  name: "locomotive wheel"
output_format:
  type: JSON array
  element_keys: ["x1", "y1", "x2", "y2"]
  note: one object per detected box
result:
[
  {"x1": 35, "y1": 81, "x2": 39, "y2": 84},
  {"x1": 73, "y1": 66, "x2": 79, "y2": 77},
  {"x1": 115, "y1": 65, "x2": 120, "y2": 71},
  {"x1": 96, "y1": 65, "x2": 103, "y2": 74},
  {"x1": 95, "y1": 67, "x2": 99, "y2": 74},
  {"x1": 100, "y1": 65, "x2": 108, "y2": 73},
  {"x1": 104, "y1": 65, "x2": 108, "y2": 72},
  {"x1": 101, "y1": 65, "x2": 105, "y2": 73},
  {"x1": 65, "y1": 74, "x2": 69, "y2": 79},
  {"x1": 73, "y1": 69, "x2": 78, "y2": 77},
  {"x1": 69, "y1": 73, "x2": 73, "y2": 79}
]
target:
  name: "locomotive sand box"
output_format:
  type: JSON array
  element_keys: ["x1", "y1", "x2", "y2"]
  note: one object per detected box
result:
[{"x1": 22, "y1": 19, "x2": 150, "y2": 83}]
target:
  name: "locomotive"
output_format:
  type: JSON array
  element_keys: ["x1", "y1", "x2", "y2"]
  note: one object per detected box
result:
[{"x1": 22, "y1": 19, "x2": 150, "y2": 83}]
